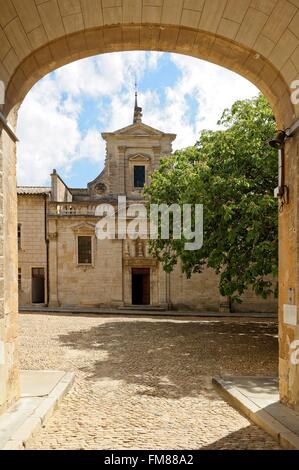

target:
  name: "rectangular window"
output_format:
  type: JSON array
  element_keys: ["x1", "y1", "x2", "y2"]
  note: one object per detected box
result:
[
  {"x1": 18, "y1": 268, "x2": 22, "y2": 291},
  {"x1": 78, "y1": 236, "x2": 92, "y2": 265},
  {"x1": 17, "y1": 224, "x2": 22, "y2": 250},
  {"x1": 134, "y1": 165, "x2": 145, "y2": 188}
]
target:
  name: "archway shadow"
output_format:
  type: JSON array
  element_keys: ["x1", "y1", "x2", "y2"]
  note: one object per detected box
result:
[{"x1": 58, "y1": 319, "x2": 278, "y2": 400}]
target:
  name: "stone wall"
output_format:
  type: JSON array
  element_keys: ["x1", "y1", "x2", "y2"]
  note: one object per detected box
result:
[
  {"x1": 51, "y1": 171, "x2": 72, "y2": 203},
  {"x1": 279, "y1": 135, "x2": 299, "y2": 412},
  {"x1": 18, "y1": 195, "x2": 48, "y2": 306},
  {"x1": 169, "y1": 264, "x2": 220, "y2": 312},
  {"x1": 19, "y1": 202, "x2": 277, "y2": 313},
  {"x1": 0, "y1": 126, "x2": 19, "y2": 414},
  {"x1": 168, "y1": 262, "x2": 277, "y2": 313},
  {"x1": 234, "y1": 286, "x2": 277, "y2": 314},
  {"x1": 49, "y1": 218, "x2": 123, "y2": 307}
]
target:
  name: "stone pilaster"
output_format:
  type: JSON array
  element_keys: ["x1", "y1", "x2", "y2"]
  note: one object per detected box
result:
[
  {"x1": 152, "y1": 146, "x2": 161, "y2": 172},
  {"x1": 151, "y1": 267, "x2": 159, "y2": 307},
  {"x1": 158, "y1": 268, "x2": 169, "y2": 309},
  {"x1": 48, "y1": 221, "x2": 59, "y2": 307},
  {"x1": 123, "y1": 265, "x2": 132, "y2": 306},
  {"x1": 110, "y1": 239, "x2": 124, "y2": 307},
  {"x1": 118, "y1": 146, "x2": 126, "y2": 194}
]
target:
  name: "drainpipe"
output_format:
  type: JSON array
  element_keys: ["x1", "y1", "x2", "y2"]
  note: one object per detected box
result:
[
  {"x1": 121, "y1": 239, "x2": 125, "y2": 306},
  {"x1": 44, "y1": 194, "x2": 49, "y2": 306}
]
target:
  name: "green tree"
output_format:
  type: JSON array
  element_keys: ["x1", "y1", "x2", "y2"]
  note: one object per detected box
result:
[{"x1": 145, "y1": 95, "x2": 278, "y2": 303}]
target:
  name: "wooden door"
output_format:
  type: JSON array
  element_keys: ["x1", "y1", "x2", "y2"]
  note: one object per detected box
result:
[
  {"x1": 32, "y1": 268, "x2": 45, "y2": 304},
  {"x1": 132, "y1": 268, "x2": 150, "y2": 305}
]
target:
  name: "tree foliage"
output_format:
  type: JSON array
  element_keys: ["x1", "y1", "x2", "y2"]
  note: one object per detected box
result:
[{"x1": 145, "y1": 95, "x2": 278, "y2": 302}]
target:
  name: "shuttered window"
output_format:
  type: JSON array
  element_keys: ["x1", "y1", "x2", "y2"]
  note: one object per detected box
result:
[{"x1": 78, "y1": 236, "x2": 92, "y2": 264}]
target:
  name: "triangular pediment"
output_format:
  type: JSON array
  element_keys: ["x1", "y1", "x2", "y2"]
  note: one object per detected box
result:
[
  {"x1": 72, "y1": 222, "x2": 96, "y2": 234},
  {"x1": 128, "y1": 154, "x2": 151, "y2": 162},
  {"x1": 102, "y1": 122, "x2": 168, "y2": 139},
  {"x1": 117, "y1": 122, "x2": 164, "y2": 136}
]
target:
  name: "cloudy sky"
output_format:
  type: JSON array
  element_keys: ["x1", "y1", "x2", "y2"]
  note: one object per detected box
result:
[{"x1": 16, "y1": 51, "x2": 259, "y2": 188}]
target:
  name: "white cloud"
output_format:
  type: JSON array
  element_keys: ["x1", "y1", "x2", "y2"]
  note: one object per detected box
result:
[
  {"x1": 79, "y1": 129, "x2": 104, "y2": 162},
  {"x1": 17, "y1": 51, "x2": 154, "y2": 185},
  {"x1": 140, "y1": 54, "x2": 259, "y2": 150},
  {"x1": 17, "y1": 78, "x2": 81, "y2": 185},
  {"x1": 16, "y1": 51, "x2": 259, "y2": 186},
  {"x1": 147, "y1": 51, "x2": 164, "y2": 70}
]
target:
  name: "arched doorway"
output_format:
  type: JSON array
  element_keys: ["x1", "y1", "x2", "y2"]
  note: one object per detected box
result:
[{"x1": 0, "y1": 1, "x2": 298, "y2": 414}]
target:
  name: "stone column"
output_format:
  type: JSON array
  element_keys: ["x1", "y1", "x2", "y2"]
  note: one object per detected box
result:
[
  {"x1": 279, "y1": 135, "x2": 299, "y2": 411},
  {"x1": 48, "y1": 220, "x2": 60, "y2": 307},
  {"x1": 0, "y1": 119, "x2": 19, "y2": 414}
]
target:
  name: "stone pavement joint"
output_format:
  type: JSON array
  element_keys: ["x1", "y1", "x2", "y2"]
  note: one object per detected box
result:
[{"x1": 213, "y1": 376, "x2": 299, "y2": 450}]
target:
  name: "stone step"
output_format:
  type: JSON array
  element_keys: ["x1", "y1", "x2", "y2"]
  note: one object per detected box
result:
[{"x1": 118, "y1": 305, "x2": 166, "y2": 312}]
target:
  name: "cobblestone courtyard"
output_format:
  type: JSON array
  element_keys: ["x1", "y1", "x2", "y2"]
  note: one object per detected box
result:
[{"x1": 19, "y1": 313, "x2": 281, "y2": 450}]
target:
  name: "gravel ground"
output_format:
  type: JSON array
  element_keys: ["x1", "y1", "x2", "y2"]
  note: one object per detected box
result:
[{"x1": 19, "y1": 313, "x2": 281, "y2": 450}]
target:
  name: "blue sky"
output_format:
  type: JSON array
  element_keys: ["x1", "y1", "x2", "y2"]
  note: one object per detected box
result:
[{"x1": 16, "y1": 51, "x2": 259, "y2": 188}]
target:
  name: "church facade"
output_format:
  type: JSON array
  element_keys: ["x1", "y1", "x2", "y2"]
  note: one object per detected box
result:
[{"x1": 17, "y1": 99, "x2": 277, "y2": 313}]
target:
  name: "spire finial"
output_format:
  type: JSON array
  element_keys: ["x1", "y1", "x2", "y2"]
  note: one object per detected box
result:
[{"x1": 133, "y1": 79, "x2": 142, "y2": 124}]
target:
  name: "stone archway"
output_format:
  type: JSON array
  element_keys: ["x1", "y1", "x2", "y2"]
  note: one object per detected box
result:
[{"x1": 0, "y1": 0, "x2": 299, "y2": 414}]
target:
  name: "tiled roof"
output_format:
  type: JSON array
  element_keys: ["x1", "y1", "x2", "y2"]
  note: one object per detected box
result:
[{"x1": 17, "y1": 186, "x2": 51, "y2": 195}]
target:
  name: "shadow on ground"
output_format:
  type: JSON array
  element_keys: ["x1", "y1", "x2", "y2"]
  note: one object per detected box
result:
[
  {"x1": 200, "y1": 424, "x2": 279, "y2": 450},
  {"x1": 58, "y1": 319, "x2": 278, "y2": 400}
]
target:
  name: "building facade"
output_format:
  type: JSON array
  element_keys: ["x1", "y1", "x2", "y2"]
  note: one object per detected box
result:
[{"x1": 17, "y1": 99, "x2": 277, "y2": 313}]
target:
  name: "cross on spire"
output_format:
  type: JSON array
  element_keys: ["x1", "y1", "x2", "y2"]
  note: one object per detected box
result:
[{"x1": 133, "y1": 80, "x2": 142, "y2": 124}]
